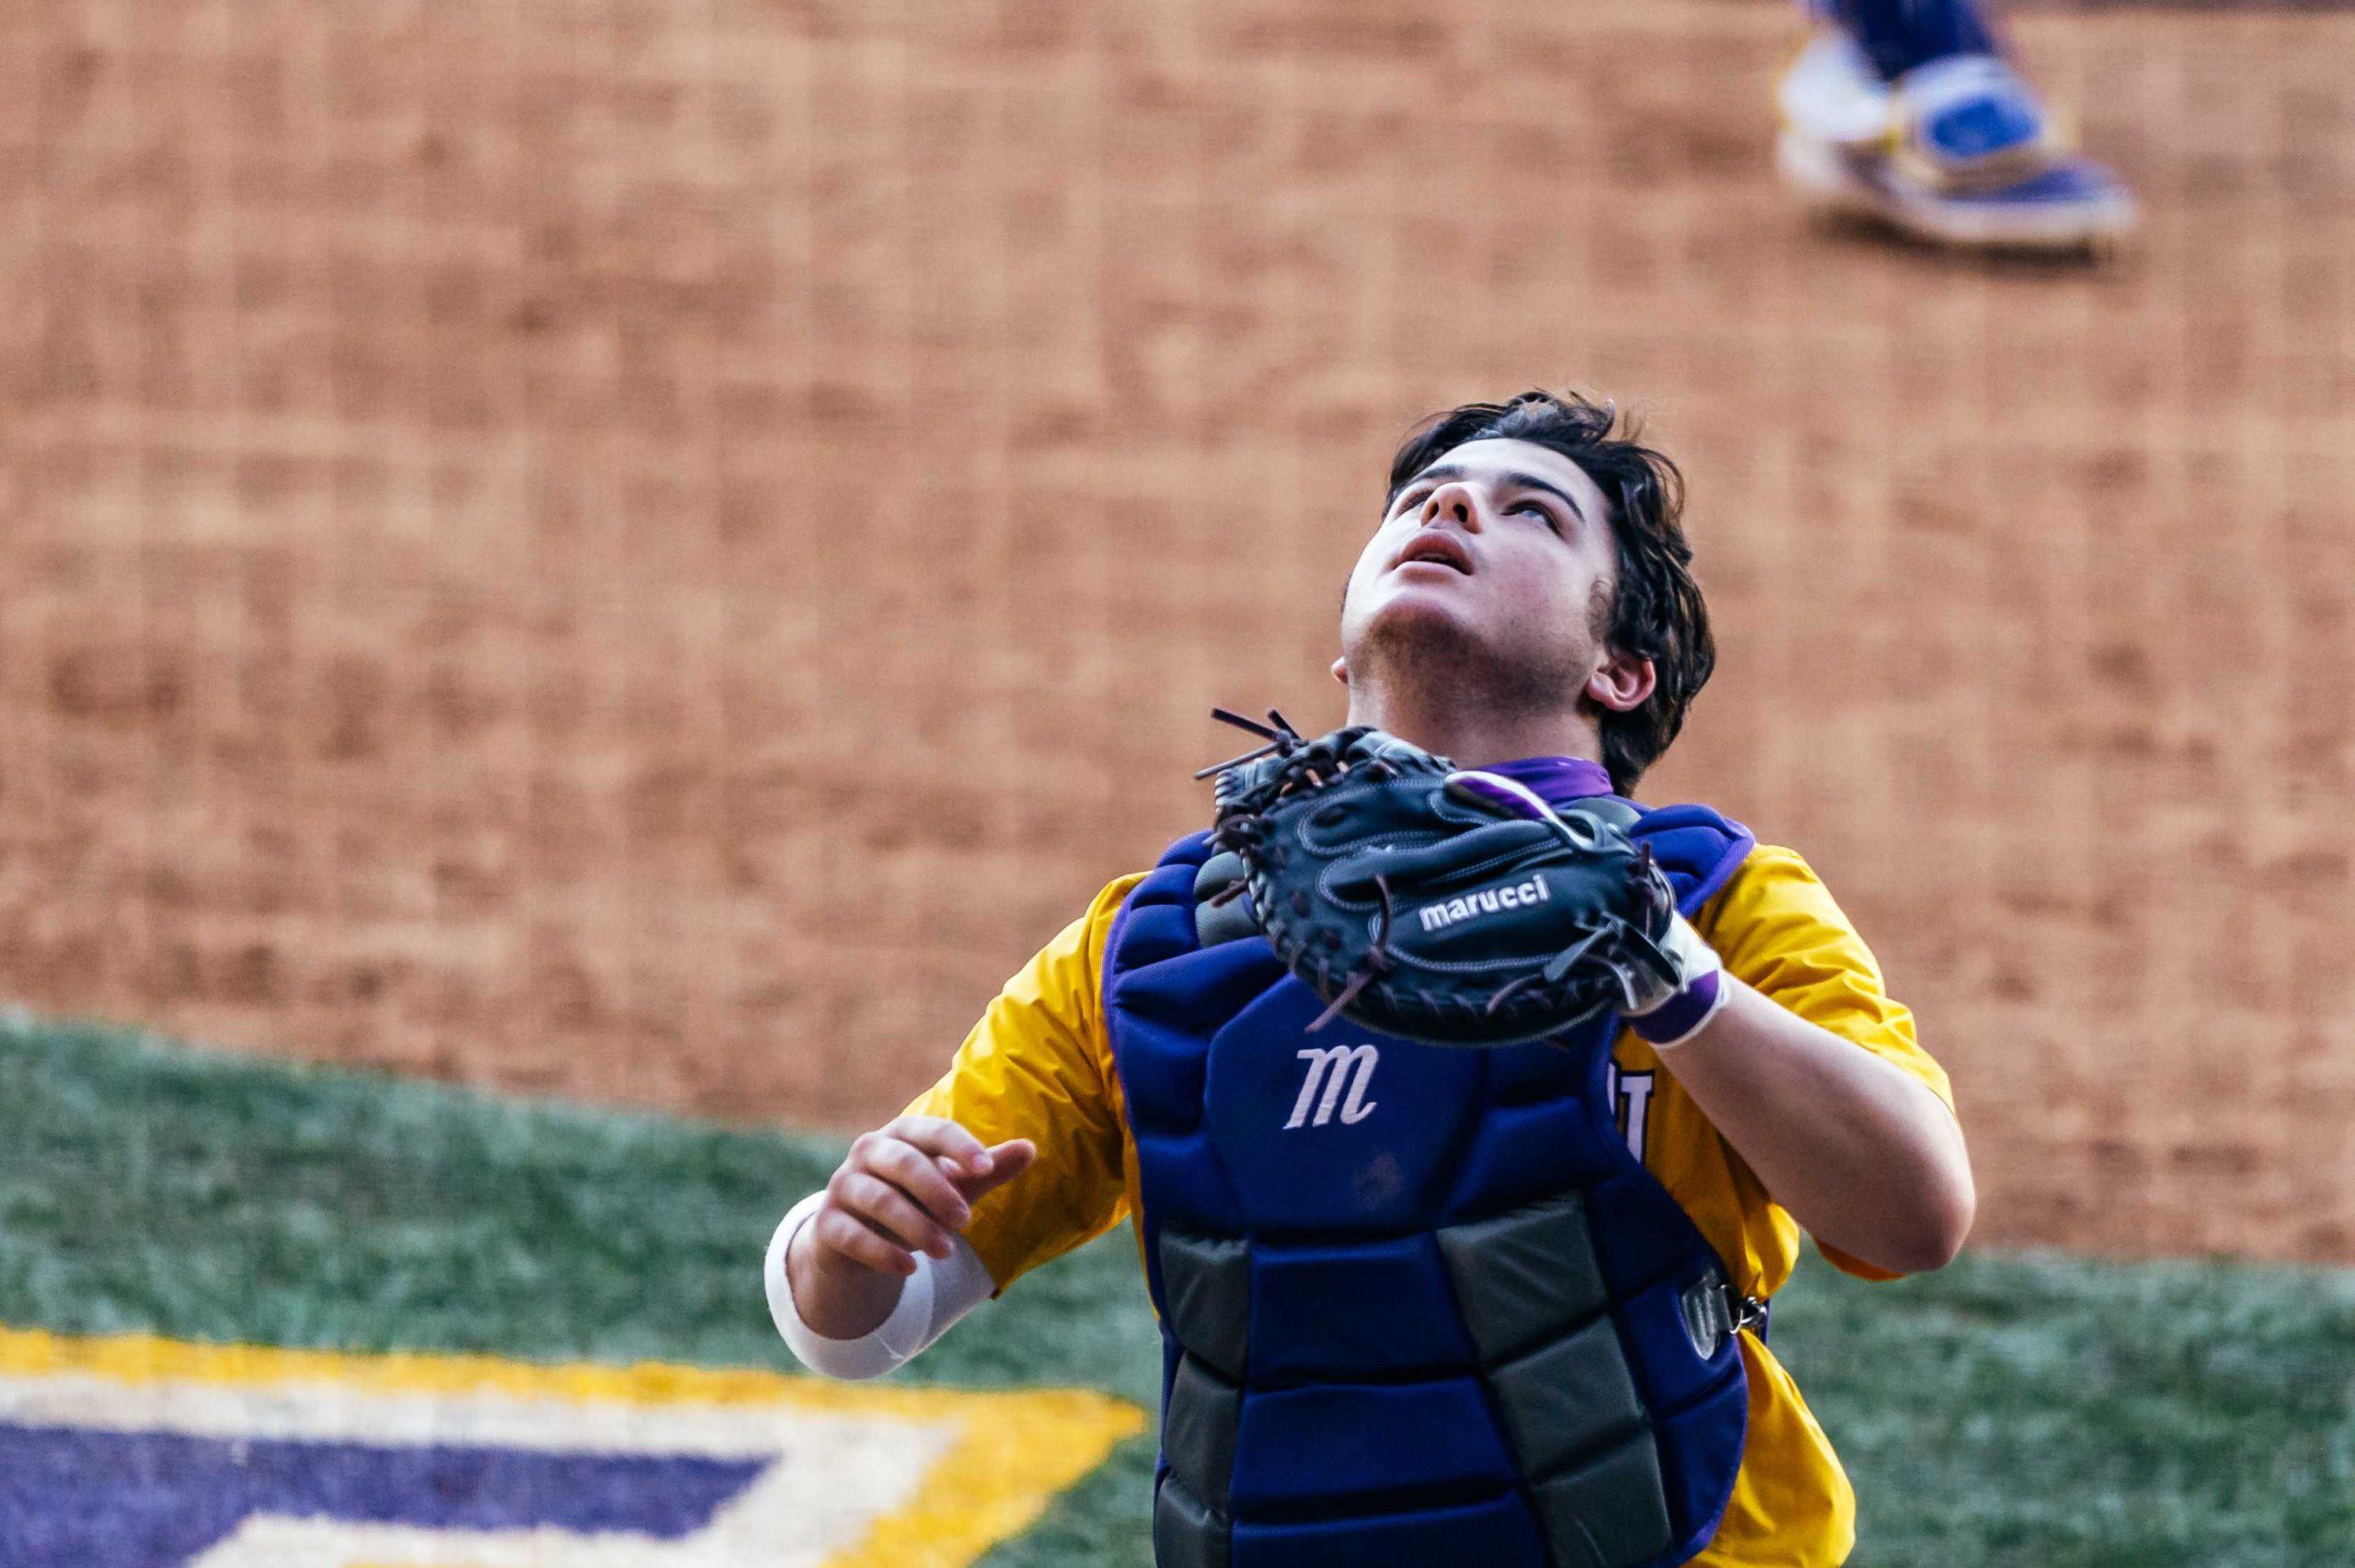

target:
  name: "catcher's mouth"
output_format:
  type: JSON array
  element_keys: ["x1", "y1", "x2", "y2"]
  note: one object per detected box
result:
[{"x1": 1392, "y1": 533, "x2": 1474, "y2": 575}]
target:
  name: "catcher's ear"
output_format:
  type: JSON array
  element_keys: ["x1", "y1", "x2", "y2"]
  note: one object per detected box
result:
[
  {"x1": 1330, "y1": 655, "x2": 1350, "y2": 686},
  {"x1": 1585, "y1": 652, "x2": 1655, "y2": 714}
]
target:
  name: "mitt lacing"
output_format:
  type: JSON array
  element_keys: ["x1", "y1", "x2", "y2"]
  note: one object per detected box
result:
[
  {"x1": 1196, "y1": 706, "x2": 1409, "y2": 1030},
  {"x1": 1191, "y1": 706, "x2": 1305, "y2": 779}
]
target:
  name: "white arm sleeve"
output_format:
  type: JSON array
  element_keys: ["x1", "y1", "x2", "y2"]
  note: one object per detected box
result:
[{"x1": 764, "y1": 1191, "x2": 998, "y2": 1380}]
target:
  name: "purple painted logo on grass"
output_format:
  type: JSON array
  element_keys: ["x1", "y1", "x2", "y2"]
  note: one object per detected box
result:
[{"x1": 0, "y1": 1424, "x2": 766, "y2": 1565}]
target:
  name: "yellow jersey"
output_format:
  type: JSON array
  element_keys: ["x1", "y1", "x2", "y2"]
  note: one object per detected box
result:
[{"x1": 906, "y1": 841, "x2": 1953, "y2": 1566}]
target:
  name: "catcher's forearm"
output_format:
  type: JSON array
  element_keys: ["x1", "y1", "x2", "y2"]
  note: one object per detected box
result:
[{"x1": 1657, "y1": 980, "x2": 1975, "y2": 1274}]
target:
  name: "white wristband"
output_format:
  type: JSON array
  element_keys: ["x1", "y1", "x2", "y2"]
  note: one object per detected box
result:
[{"x1": 764, "y1": 1192, "x2": 995, "y2": 1380}]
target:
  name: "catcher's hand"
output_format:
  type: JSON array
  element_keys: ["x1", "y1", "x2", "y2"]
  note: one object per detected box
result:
[
  {"x1": 801, "y1": 1117, "x2": 1034, "y2": 1279},
  {"x1": 1201, "y1": 710, "x2": 1724, "y2": 1047}
]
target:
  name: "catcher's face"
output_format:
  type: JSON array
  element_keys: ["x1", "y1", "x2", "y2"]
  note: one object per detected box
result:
[{"x1": 1337, "y1": 438, "x2": 1651, "y2": 721}]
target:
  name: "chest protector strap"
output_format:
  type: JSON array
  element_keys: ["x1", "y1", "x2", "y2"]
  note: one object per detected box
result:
[{"x1": 1109, "y1": 799, "x2": 1758, "y2": 1568}]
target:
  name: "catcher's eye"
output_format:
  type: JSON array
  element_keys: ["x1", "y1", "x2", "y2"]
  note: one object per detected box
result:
[{"x1": 1511, "y1": 500, "x2": 1561, "y2": 531}]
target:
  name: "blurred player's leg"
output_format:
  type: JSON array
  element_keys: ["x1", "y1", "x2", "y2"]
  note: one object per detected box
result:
[{"x1": 1777, "y1": 0, "x2": 2134, "y2": 250}]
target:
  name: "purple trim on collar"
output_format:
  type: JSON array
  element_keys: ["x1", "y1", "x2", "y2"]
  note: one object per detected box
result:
[{"x1": 1482, "y1": 755, "x2": 1616, "y2": 808}]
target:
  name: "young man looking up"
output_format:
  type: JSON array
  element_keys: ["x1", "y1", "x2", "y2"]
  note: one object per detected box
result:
[{"x1": 769, "y1": 392, "x2": 1973, "y2": 1567}]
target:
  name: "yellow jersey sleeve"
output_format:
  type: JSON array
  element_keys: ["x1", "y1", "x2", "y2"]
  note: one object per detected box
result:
[
  {"x1": 1611, "y1": 841, "x2": 1956, "y2": 1296},
  {"x1": 1700, "y1": 842, "x2": 1951, "y2": 1113},
  {"x1": 1703, "y1": 841, "x2": 1954, "y2": 1283},
  {"x1": 902, "y1": 874, "x2": 1145, "y2": 1292}
]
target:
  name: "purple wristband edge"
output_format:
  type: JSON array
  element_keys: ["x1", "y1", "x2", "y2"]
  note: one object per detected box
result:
[{"x1": 1631, "y1": 968, "x2": 1724, "y2": 1047}]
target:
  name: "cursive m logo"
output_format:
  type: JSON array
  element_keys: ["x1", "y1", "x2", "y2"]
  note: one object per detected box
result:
[{"x1": 1283, "y1": 1044, "x2": 1380, "y2": 1129}]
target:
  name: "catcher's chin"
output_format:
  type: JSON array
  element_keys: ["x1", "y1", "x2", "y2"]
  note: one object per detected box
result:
[{"x1": 1357, "y1": 573, "x2": 1488, "y2": 638}]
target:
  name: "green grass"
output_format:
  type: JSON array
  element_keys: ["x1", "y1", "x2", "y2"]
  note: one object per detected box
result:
[{"x1": 1, "y1": 1013, "x2": 2349, "y2": 1565}]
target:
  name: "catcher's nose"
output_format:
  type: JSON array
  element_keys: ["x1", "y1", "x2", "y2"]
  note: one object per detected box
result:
[{"x1": 1420, "y1": 481, "x2": 1483, "y2": 530}]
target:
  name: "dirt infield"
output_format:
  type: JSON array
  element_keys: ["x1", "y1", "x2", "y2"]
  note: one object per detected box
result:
[{"x1": 1, "y1": 0, "x2": 2349, "y2": 1261}]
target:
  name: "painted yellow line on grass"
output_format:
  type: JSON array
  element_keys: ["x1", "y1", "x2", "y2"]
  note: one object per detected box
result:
[{"x1": 0, "y1": 1324, "x2": 1147, "y2": 1568}]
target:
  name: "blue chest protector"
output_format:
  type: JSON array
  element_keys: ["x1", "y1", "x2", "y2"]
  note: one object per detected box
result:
[{"x1": 1105, "y1": 800, "x2": 1759, "y2": 1568}]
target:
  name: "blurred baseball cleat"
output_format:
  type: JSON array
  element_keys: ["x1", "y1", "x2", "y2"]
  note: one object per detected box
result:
[{"x1": 1776, "y1": 34, "x2": 2135, "y2": 251}]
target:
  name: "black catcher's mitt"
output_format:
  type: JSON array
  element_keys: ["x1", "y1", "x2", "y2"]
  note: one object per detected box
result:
[{"x1": 1200, "y1": 709, "x2": 1686, "y2": 1047}]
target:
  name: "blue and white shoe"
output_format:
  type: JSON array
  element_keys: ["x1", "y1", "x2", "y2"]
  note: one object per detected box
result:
[{"x1": 1776, "y1": 36, "x2": 2135, "y2": 250}]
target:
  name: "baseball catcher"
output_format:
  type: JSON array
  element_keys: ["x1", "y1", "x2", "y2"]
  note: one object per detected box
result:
[{"x1": 767, "y1": 391, "x2": 1974, "y2": 1567}]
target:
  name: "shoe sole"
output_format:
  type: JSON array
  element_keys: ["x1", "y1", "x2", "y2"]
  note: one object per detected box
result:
[{"x1": 1776, "y1": 130, "x2": 2136, "y2": 252}]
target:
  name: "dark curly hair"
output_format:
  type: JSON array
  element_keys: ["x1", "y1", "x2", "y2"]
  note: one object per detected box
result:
[{"x1": 1384, "y1": 390, "x2": 1714, "y2": 795}]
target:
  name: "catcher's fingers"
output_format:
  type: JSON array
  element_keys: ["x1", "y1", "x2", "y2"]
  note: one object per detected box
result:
[
  {"x1": 809, "y1": 1205, "x2": 918, "y2": 1277},
  {"x1": 857, "y1": 1135, "x2": 973, "y2": 1232},
  {"x1": 830, "y1": 1170, "x2": 956, "y2": 1261},
  {"x1": 952, "y1": 1138, "x2": 1035, "y2": 1202},
  {"x1": 879, "y1": 1114, "x2": 995, "y2": 1180}
]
